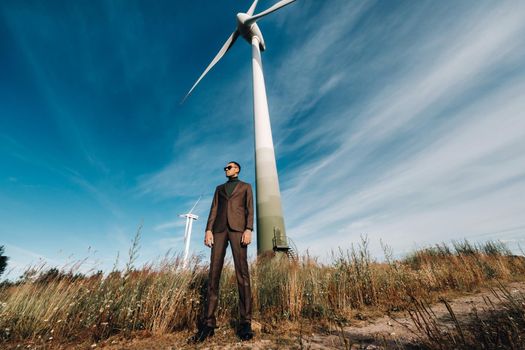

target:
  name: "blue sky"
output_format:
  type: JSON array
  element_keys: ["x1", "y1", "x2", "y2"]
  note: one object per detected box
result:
[{"x1": 1, "y1": 0, "x2": 525, "y2": 281}]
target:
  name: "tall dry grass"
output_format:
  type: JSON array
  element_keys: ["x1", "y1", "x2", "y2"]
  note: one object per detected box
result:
[
  {"x1": 1, "y1": 232, "x2": 524, "y2": 346},
  {"x1": 407, "y1": 283, "x2": 525, "y2": 349}
]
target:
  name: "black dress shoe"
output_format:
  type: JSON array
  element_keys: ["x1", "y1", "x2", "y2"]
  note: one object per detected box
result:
[
  {"x1": 238, "y1": 323, "x2": 254, "y2": 341},
  {"x1": 188, "y1": 325, "x2": 215, "y2": 343}
]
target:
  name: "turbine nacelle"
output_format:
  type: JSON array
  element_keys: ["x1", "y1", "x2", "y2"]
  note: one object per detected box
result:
[
  {"x1": 236, "y1": 13, "x2": 266, "y2": 51},
  {"x1": 179, "y1": 213, "x2": 199, "y2": 220}
]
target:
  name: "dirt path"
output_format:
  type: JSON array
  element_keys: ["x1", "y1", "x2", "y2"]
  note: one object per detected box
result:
[
  {"x1": 6, "y1": 282, "x2": 525, "y2": 349},
  {"x1": 300, "y1": 281, "x2": 525, "y2": 349}
]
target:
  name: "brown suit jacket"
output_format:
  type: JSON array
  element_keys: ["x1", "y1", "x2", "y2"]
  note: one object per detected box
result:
[{"x1": 206, "y1": 180, "x2": 254, "y2": 233}]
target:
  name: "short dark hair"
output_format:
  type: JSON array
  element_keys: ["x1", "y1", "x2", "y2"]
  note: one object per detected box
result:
[{"x1": 229, "y1": 161, "x2": 241, "y2": 172}]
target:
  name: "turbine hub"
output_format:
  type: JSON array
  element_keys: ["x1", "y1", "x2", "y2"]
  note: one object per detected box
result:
[
  {"x1": 236, "y1": 12, "x2": 250, "y2": 26},
  {"x1": 236, "y1": 12, "x2": 266, "y2": 51}
]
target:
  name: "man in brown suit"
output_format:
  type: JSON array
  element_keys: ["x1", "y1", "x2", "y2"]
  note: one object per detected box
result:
[{"x1": 192, "y1": 161, "x2": 254, "y2": 342}]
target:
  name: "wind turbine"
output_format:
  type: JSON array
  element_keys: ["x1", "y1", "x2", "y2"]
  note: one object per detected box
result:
[
  {"x1": 179, "y1": 196, "x2": 201, "y2": 268},
  {"x1": 182, "y1": 0, "x2": 297, "y2": 256}
]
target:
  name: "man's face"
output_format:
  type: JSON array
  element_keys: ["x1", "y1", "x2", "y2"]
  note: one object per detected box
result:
[{"x1": 224, "y1": 163, "x2": 239, "y2": 178}]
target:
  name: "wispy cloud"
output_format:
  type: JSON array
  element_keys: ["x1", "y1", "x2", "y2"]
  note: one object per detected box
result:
[
  {"x1": 1, "y1": 243, "x2": 97, "y2": 281},
  {"x1": 271, "y1": 1, "x2": 525, "y2": 257},
  {"x1": 63, "y1": 167, "x2": 124, "y2": 219},
  {"x1": 154, "y1": 219, "x2": 186, "y2": 232},
  {"x1": 135, "y1": 123, "x2": 253, "y2": 200},
  {"x1": 1, "y1": 134, "x2": 123, "y2": 219}
]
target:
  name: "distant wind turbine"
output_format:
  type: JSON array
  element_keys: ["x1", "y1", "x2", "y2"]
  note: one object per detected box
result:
[
  {"x1": 182, "y1": 0, "x2": 297, "y2": 256},
  {"x1": 179, "y1": 196, "x2": 201, "y2": 268}
]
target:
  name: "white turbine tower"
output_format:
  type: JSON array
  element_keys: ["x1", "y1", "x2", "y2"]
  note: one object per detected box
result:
[
  {"x1": 182, "y1": 0, "x2": 297, "y2": 256},
  {"x1": 179, "y1": 196, "x2": 201, "y2": 268}
]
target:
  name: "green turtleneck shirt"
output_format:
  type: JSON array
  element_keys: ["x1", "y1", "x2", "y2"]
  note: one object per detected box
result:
[{"x1": 225, "y1": 177, "x2": 240, "y2": 197}]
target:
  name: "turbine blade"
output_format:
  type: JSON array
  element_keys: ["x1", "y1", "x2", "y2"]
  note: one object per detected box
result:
[
  {"x1": 247, "y1": 0, "x2": 259, "y2": 16},
  {"x1": 181, "y1": 31, "x2": 239, "y2": 104},
  {"x1": 188, "y1": 195, "x2": 202, "y2": 214},
  {"x1": 246, "y1": 0, "x2": 297, "y2": 25}
]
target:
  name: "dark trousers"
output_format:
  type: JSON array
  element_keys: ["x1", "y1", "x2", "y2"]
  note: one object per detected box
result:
[{"x1": 204, "y1": 228, "x2": 252, "y2": 328}]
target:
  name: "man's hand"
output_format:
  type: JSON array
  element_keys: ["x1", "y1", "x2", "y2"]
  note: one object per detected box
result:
[
  {"x1": 204, "y1": 230, "x2": 214, "y2": 248},
  {"x1": 241, "y1": 229, "x2": 252, "y2": 246}
]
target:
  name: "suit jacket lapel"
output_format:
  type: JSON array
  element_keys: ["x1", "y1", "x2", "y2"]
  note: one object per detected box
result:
[
  {"x1": 220, "y1": 181, "x2": 242, "y2": 199},
  {"x1": 219, "y1": 184, "x2": 228, "y2": 198}
]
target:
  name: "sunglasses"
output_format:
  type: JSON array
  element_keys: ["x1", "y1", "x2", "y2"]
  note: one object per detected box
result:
[{"x1": 224, "y1": 165, "x2": 236, "y2": 171}]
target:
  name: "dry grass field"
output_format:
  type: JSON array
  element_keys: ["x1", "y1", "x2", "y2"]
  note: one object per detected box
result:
[{"x1": 1, "y1": 233, "x2": 524, "y2": 349}]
